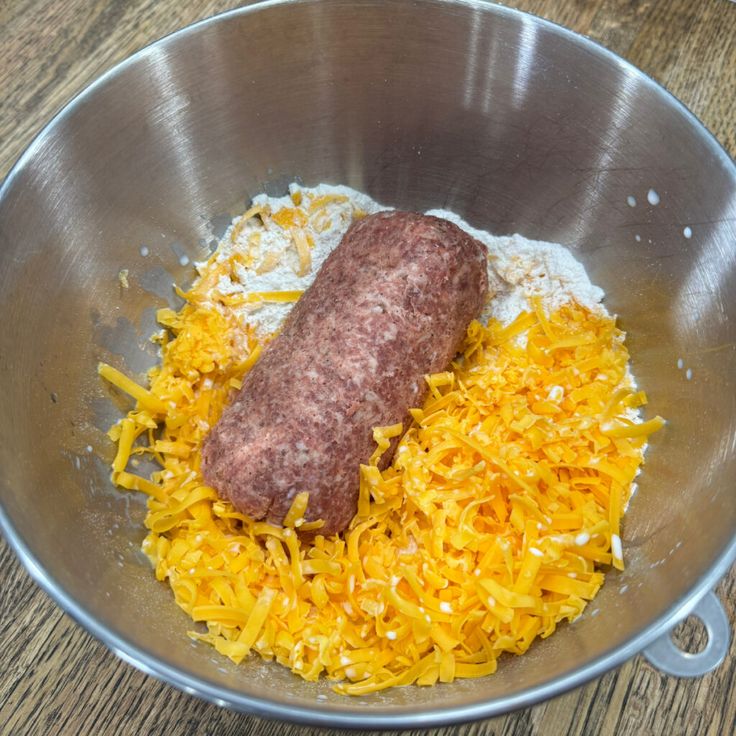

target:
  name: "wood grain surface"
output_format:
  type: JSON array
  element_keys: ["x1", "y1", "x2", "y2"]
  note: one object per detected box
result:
[{"x1": 1, "y1": 1, "x2": 735, "y2": 734}]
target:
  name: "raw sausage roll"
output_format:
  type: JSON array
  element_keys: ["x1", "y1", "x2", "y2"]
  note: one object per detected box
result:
[{"x1": 201, "y1": 211, "x2": 489, "y2": 535}]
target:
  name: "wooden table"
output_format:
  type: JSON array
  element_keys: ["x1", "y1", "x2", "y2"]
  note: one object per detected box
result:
[{"x1": 1, "y1": 1, "x2": 735, "y2": 734}]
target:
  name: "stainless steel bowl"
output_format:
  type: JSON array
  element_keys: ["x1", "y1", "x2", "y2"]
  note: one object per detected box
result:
[{"x1": 1, "y1": 0, "x2": 735, "y2": 727}]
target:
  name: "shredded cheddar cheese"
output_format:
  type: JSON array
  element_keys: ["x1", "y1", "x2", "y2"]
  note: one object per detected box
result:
[{"x1": 100, "y1": 195, "x2": 664, "y2": 695}]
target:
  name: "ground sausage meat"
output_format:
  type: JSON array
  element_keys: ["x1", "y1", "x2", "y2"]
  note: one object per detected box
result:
[{"x1": 201, "y1": 211, "x2": 489, "y2": 535}]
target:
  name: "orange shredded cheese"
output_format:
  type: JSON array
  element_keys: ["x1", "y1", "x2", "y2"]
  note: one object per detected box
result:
[
  {"x1": 100, "y1": 204, "x2": 664, "y2": 695},
  {"x1": 245, "y1": 290, "x2": 303, "y2": 303},
  {"x1": 292, "y1": 229, "x2": 312, "y2": 276}
]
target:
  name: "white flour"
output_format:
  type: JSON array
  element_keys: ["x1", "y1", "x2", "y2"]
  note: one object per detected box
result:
[
  {"x1": 204, "y1": 183, "x2": 606, "y2": 337},
  {"x1": 207, "y1": 184, "x2": 384, "y2": 336},
  {"x1": 426, "y1": 209, "x2": 605, "y2": 326}
]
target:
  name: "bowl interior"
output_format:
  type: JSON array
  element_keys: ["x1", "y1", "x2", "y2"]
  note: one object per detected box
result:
[{"x1": 1, "y1": 0, "x2": 735, "y2": 725}]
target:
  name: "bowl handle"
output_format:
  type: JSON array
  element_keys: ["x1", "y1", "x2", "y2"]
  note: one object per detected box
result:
[{"x1": 643, "y1": 590, "x2": 730, "y2": 677}]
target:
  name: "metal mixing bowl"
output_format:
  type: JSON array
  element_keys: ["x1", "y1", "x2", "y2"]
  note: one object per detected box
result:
[{"x1": 1, "y1": 0, "x2": 735, "y2": 727}]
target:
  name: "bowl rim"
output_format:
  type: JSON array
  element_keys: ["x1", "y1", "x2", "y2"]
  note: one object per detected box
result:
[{"x1": 1, "y1": 0, "x2": 735, "y2": 728}]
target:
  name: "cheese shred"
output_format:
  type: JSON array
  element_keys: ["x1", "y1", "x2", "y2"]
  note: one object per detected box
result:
[{"x1": 101, "y1": 195, "x2": 664, "y2": 695}]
